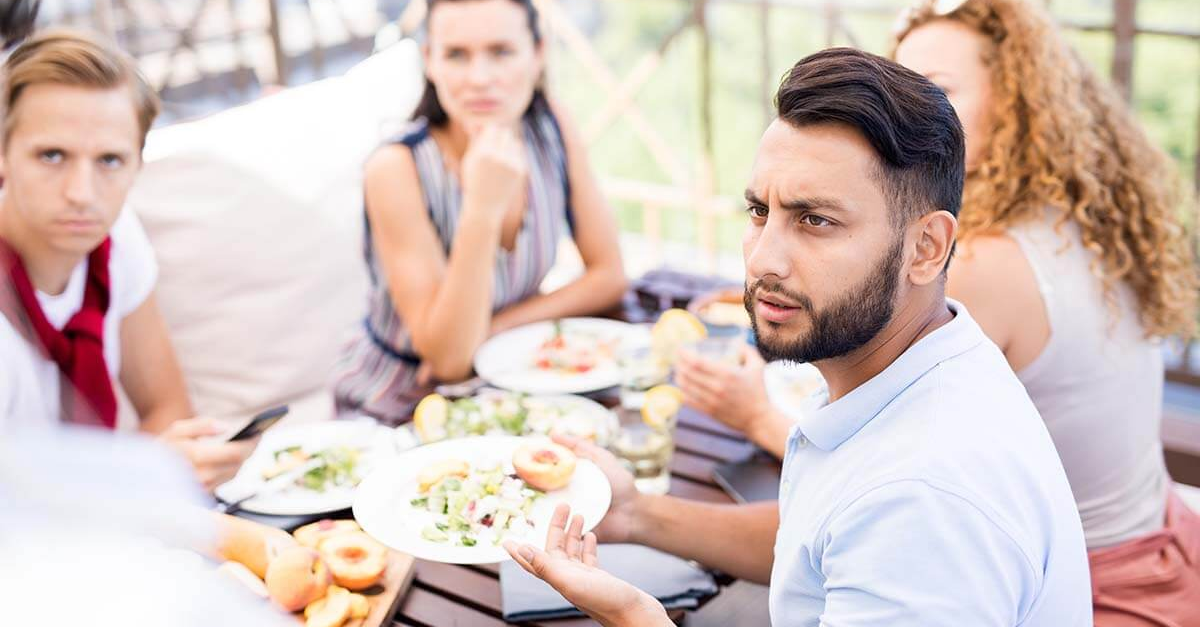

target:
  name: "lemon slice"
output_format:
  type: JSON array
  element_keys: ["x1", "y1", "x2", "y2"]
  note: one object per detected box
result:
[
  {"x1": 651, "y1": 309, "x2": 708, "y2": 363},
  {"x1": 412, "y1": 393, "x2": 449, "y2": 443},
  {"x1": 642, "y1": 384, "x2": 683, "y2": 429},
  {"x1": 416, "y1": 459, "x2": 471, "y2": 493}
]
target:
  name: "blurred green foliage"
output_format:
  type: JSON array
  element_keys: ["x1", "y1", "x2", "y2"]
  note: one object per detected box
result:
[{"x1": 547, "y1": 0, "x2": 1199, "y2": 253}]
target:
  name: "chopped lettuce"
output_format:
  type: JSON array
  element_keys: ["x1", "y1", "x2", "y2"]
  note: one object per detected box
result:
[{"x1": 414, "y1": 462, "x2": 541, "y2": 547}]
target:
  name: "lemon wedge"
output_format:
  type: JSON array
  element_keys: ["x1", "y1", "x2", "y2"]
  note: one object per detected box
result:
[
  {"x1": 651, "y1": 309, "x2": 707, "y2": 364},
  {"x1": 412, "y1": 393, "x2": 449, "y2": 443},
  {"x1": 642, "y1": 384, "x2": 683, "y2": 430}
]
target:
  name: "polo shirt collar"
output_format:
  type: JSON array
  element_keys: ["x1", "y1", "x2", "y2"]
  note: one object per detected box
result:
[{"x1": 788, "y1": 298, "x2": 984, "y2": 452}]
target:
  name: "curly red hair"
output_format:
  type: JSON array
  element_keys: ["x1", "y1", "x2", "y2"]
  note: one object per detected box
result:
[{"x1": 894, "y1": 0, "x2": 1197, "y2": 338}]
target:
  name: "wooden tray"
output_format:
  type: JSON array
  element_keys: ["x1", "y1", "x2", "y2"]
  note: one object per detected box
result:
[
  {"x1": 220, "y1": 514, "x2": 416, "y2": 627},
  {"x1": 332, "y1": 548, "x2": 416, "y2": 627}
]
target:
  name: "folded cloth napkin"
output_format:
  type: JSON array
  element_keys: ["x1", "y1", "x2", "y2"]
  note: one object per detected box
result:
[{"x1": 500, "y1": 543, "x2": 719, "y2": 622}]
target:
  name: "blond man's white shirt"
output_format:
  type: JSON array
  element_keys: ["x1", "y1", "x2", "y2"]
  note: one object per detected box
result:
[{"x1": 0, "y1": 208, "x2": 157, "y2": 427}]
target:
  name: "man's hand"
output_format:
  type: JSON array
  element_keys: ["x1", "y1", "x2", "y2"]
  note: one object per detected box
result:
[
  {"x1": 504, "y1": 504, "x2": 671, "y2": 627},
  {"x1": 676, "y1": 343, "x2": 773, "y2": 434},
  {"x1": 159, "y1": 418, "x2": 258, "y2": 491},
  {"x1": 676, "y1": 344, "x2": 794, "y2": 458},
  {"x1": 551, "y1": 434, "x2": 640, "y2": 544}
]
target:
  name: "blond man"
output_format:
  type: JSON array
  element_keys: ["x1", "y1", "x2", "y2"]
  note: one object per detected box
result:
[{"x1": 0, "y1": 29, "x2": 254, "y2": 490}]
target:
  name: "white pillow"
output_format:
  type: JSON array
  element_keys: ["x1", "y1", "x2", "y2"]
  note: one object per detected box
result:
[
  {"x1": 1179, "y1": 482, "x2": 1200, "y2": 513},
  {"x1": 126, "y1": 40, "x2": 423, "y2": 420}
]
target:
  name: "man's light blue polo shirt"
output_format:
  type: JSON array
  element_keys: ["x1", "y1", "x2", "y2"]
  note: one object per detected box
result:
[{"x1": 768, "y1": 299, "x2": 1091, "y2": 626}]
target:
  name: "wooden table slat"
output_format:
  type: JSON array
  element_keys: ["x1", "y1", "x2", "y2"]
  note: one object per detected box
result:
[
  {"x1": 472, "y1": 562, "x2": 501, "y2": 576},
  {"x1": 674, "y1": 425, "x2": 756, "y2": 463},
  {"x1": 668, "y1": 474, "x2": 737, "y2": 503},
  {"x1": 395, "y1": 585, "x2": 511, "y2": 627},
  {"x1": 414, "y1": 559, "x2": 604, "y2": 626},
  {"x1": 677, "y1": 408, "x2": 747, "y2": 441},
  {"x1": 671, "y1": 449, "x2": 723, "y2": 486},
  {"x1": 414, "y1": 561, "x2": 505, "y2": 613}
]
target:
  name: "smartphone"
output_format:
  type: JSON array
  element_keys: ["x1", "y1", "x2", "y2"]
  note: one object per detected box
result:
[
  {"x1": 711, "y1": 449, "x2": 782, "y2": 504},
  {"x1": 226, "y1": 405, "x2": 289, "y2": 442}
]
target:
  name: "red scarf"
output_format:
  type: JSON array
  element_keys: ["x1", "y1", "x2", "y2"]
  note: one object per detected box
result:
[{"x1": 0, "y1": 236, "x2": 117, "y2": 428}]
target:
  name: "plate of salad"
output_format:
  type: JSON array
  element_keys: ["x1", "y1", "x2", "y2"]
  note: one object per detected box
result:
[
  {"x1": 352, "y1": 435, "x2": 611, "y2": 564},
  {"x1": 409, "y1": 389, "x2": 619, "y2": 447},
  {"x1": 214, "y1": 419, "x2": 396, "y2": 515},
  {"x1": 473, "y1": 318, "x2": 648, "y2": 394}
]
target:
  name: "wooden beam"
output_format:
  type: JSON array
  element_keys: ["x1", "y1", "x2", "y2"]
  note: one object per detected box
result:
[
  {"x1": 759, "y1": 0, "x2": 773, "y2": 130},
  {"x1": 540, "y1": 0, "x2": 691, "y2": 186},
  {"x1": 266, "y1": 0, "x2": 288, "y2": 85},
  {"x1": 93, "y1": 0, "x2": 117, "y2": 40},
  {"x1": 1195, "y1": 57, "x2": 1200, "y2": 194},
  {"x1": 303, "y1": 0, "x2": 327, "y2": 78},
  {"x1": 399, "y1": 0, "x2": 427, "y2": 36},
  {"x1": 695, "y1": 0, "x2": 717, "y2": 269},
  {"x1": 1110, "y1": 0, "x2": 1138, "y2": 102},
  {"x1": 1059, "y1": 16, "x2": 1200, "y2": 39},
  {"x1": 580, "y1": 12, "x2": 691, "y2": 142},
  {"x1": 822, "y1": 0, "x2": 837, "y2": 47}
]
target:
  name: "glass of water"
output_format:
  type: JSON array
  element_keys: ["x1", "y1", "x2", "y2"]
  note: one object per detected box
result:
[
  {"x1": 611, "y1": 343, "x2": 676, "y2": 494},
  {"x1": 615, "y1": 344, "x2": 670, "y2": 409},
  {"x1": 685, "y1": 334, "x2": 744, "y2": 366}
]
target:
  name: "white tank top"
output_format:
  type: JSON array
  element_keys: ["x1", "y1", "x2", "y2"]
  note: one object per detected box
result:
[{"x1": 1009, "y1": 215, "x2": 1168, "y2": 548}]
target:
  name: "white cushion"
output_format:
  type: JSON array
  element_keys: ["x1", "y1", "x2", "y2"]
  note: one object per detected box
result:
[
  {"x1": 1178, "y1": 482, "x2": 1200, "y2": 513},
  {"x1": 126, "y1": 40, "x2": 423, "y2": 419}
]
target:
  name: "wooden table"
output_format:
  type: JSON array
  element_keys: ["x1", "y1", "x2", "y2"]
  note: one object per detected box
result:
[{"x1": 389, "y1": 404, "x2": 760, "y2": 627}]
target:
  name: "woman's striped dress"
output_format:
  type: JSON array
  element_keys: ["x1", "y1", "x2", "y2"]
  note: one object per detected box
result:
[{"x1": 333, "y1": 108, "x2": 572, "y2": 424}]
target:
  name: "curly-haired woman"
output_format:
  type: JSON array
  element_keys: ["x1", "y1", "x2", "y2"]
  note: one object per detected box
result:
[{"x1": 892, "y1": 0, "x2": 1200, "y2": 622}]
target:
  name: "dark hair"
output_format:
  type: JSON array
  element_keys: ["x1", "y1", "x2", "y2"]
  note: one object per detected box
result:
[
  {"x1": 0, "y1": 0, "x2": 39, "y2": 49},
  {"x1": 775, "y1": 47, "x2": 965, "y2": 225},
  {"x1": 411, "y1": 0, "x2": 548, "y2": 126}
]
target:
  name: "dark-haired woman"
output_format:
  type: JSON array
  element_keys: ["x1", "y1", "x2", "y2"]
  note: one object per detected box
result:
[{"x1": 335, "y1": 0, "x2": 626, "y2": 423}]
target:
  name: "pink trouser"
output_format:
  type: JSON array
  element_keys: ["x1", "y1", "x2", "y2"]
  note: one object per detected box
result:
[{"x1": 1090, "y1": 491, "x2": 1200, "y2": 627}]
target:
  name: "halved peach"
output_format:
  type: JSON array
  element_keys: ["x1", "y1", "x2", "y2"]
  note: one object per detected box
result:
[
  {"x1": 513, "y1": 442, "x2": 577, "y2": 491},
  {"x1": 318, "y1": 532, "x2": 388, "y2": 591},
  {"x1": 304, "y1": 585, "x2": 352, "y2": 627},
  {"x1": 293, "y1": 519, "x2": 362, "y2": 549}
]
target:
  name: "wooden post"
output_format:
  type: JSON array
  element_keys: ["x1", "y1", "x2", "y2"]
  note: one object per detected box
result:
[
  {"x1": 695, "y1": 0, "x2": 718, "y2": 271},
  {"x1": 1195, "y1": 54, "x2": 1200, "y2": 195},
  {"x1": 115, "y1": 0, "x2": 145, "y2": 60},
  {"x1": 1111, "y1": 0, "x2": 1137, "y2": 102},
  {"x1": 303, "y1": 0, "x2": 326, "y2": 78},
  {"x1": 823, "y1": 0, "x2": 838, "y2": 47},
  {"x1": 93, "y1": 0, "x2": 117, "y2": 40},
  {"x1": 759, "y1": 0, "x2": 773, "y2": 130},
  {"x1": 399, "y1": 0, "x2": 428, "y2": 36},
  {"x1": 644, "y1": 202, "x2": 663, "y2": 270},
  {"x1": 266, "y1": 0, "x2": 288, "y2": 85},
  {"x1": 225, "y1": 0, "x2": 250, "y2": 92}
]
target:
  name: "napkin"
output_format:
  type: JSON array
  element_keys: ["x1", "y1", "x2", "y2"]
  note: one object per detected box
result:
[{"x1": 500, "y1": 543, "x2": 718, "y2": 622}]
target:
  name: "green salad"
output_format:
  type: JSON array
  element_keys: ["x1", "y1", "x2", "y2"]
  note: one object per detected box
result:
[
  {"x1": 409, "y1": 461, "x2": 544, "y2": 547},
  {"x1": 416, "y1": 391, "x2": 612, "y2": 445},
  {"x1": 265, "y1": 445, "x2": 362, "y2": 492}
]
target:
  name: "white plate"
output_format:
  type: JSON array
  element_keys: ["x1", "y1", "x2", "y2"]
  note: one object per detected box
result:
[
  {"x1": 214, "y1": 419, "x2": 396, "y2": 515},
  {"x1": 402, "y1": 390, "x2": 619, "y2": 447},
  {"x1": 520, "y1": 393, "x2": 619, "y2": 447},
  {"x1": 763, "y1": 361, "x2": 827, "y2": 418},
  {"x1": 353, "y1": 435, "x2": 611, "y2": 564},
  {"x1": 474, "y1": 318, "x2": 647, "y2": 395}
]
